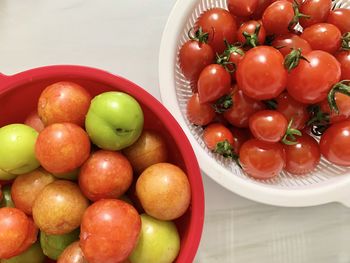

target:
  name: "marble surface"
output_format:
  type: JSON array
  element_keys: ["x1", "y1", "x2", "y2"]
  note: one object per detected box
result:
[{"x1": 1, "y1": 1, "x2": 350, "y2": 262}]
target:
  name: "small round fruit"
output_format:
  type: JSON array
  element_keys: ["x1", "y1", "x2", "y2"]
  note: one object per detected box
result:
[
  {"x1": 11, "y1": 168, "x2": 55, "y2": 215},
  {"x1": 203, "y1": 123, "x2": 234, "y2": 151},
  {"x1": 0, "y1": 242, "x2": 45, "y2": 263},
  {"x1": 0, "y1": 185, "x2": 15, "y2": 208},
  {"x1": 136, "y1": 163, "x2": 191, "y2": 220},
  {"x1": 129, "y1": 214, "x2": 180, "y2": 263},
  {"x1": 123, "y1": 130, "x2": 168, "y2": 174},
  {"x1": 32, "y1": 180, "x2": 89, "y2": 235},
  {"x1": 24, "y1": 111, "x2": 45, "y2": 133},
  {"x1": 57, "y1": 241, "x2": 87, "y2": 263},
  {"x1": 327, "y1": 8, "x2": 350, "y2": 34},
  {"x1": 186, "y1": 93, "x2": 216, "y2": 126}
]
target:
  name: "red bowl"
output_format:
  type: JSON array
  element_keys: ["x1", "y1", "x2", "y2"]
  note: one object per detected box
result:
[{"x1": 0, "y1": 65, "x2": 204, "y2": 262}]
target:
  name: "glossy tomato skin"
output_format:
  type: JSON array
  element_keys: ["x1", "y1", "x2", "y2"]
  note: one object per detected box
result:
[
  {"x1": 203, "y1": 123, "x2": 234, "y2": 150},
  {"x1": 320, "y1": 120, "x2": 350, "y2": 166},
  {"x1": 186, "y1": 93, "x2": 216, "y2": 126},
  {"x1": 284, "y1": 133, "x2": 320, "y2": 175},
  {"x1": 276, "y1": 92, "x2": 309, "y2": 129},
  {"x1": 262, "y1": 0, "x2": 294, "y2": 35},
  {"x1": 223, "y1": 86, "x2": 265, "y2": 127},
  {"x1": 249, "y1": 110, "x2": 288, "y2": 142},
  {"x1": 327, "y1": 8, "x2": 350, "y2": 34},
  {"x1": 287, "y1": 50, "x2": 341, "y2": 104},
  {"x1": 198, "y1": 64, "x2": 232, "y2": 103},
  {"x1": 237, "y1": 20, "x2": 266, "y2": 46},
  {"x1": 227, "y1": 0, "x2": 259, "y2": 17},
  {"x1": 239, "y1": 139, "x2": 286, "y2": 179},
  {"x1": 320, "y1": 93, "x2": 350, "y2": 124},
  {"x1": 299, "y1": 0, "x2": 332, "y2": 28},
  {"x1": 301, "y1": 23, "x2": 341, "y2": 54},
  {"x1": 197, "y1": 8, "x2": 237, "y2": 54},
  {"x1": 336, "y1": 51, "x2": 350, "y2": 81},
  {"x1": 237, "y1": 46, "x2": 287, "y2": 100},
  {"x1": 179, "y1": 40, "x2": 215, "y2": 81},
  {"x1": 272, "y1": 33, "x2": 312, "y2": 57}
]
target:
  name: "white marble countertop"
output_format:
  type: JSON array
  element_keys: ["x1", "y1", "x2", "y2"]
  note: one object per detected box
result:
[{"x1": 1, "y1": 1, "x2": 350, "y2": 262}]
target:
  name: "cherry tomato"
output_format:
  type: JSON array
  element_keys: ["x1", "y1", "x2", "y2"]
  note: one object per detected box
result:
[
  {"x1": 230, "y1": 128, "x2": 251, "y2": 153},
  {"x1": 179, "y1": 37, "x2": 215, "y2": 82},
  {"x1": 239, "y1": 139, "x2": 286, "y2": 179},
  {"x1": 237, "y1": 20, "x2": 266, "y2": 47},
  {"x1": 320, "y1": 120, "x2": 350, "y2": 166},
  {"x1": 272, "y1": 33, "x2": 312, "y2": 57},
  {"x1": 276, "y1": 92, "x2": 309, "y2": 129},
  {"x1": 320, "y1": 92, "x2": 350, "y2": 124},
  {"x1": 284, "y1": 133, "x2": 320, "y2": 175},
  {"x1": 228, "y1": 0, "x2": 259, "y2": 17},
  {"x1": 223, "y1": 86, "x2": 265, "y2": 127},
  {"x1": 287, "y1": 50, "x2": 341, "y2": 104},
  {"x1": 299, "y1": 0, "x2": 332, "y2": 28},
  {"x1": 203, "y1": 123, "x2": 234, "y2": 151},
  {"x1": 197, "y1": 64, "x2": 231, "y2": 103},
  {"x1": 196, "y1": 8, "x2": 237, "y2": 54},
  {"x1": 237, "y1": 46, "x2": 287, "y2": 100},
  {"x1": 301, "y1": 23, "x2": 341, "y2": 54},
  {"x1": 186, "y1": 93, "x2": 216, "y2": 126},
  {"x1": 249, "y1": 110, "x2": 288, "y2": 142},
  {"x1": 336, "y1": 51, "x2": 350, "y2": 81},
  {"x1": 327, "y1": 8, "x2": 350, "y2": 34},
  {"x1": 262, "y1": 0, "x2": 294, "y2": 35},
  {"x1": 251, "y1": 0, "x2": 275, "y2": 20}
]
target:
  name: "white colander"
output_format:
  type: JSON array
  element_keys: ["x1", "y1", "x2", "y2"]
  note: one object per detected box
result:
[{"x1": 159, "y1": 0, "x2": 350, "y2": 207}]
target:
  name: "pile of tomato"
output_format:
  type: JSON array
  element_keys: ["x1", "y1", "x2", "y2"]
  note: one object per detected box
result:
[{"x1": 180, "y1": 0, "x2": 350, "y2": 179}]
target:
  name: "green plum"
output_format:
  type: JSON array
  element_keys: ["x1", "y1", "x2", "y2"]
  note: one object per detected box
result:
[
  {"x1": 129, "y1": 214, "x2": 180, "y2": 263},
  {"x1": 0, "y1": 124, "x2": 40, "y2": 175},
  {"x1": 0, "y1": 242, "x2": 45, "y2": 263},
  {"x1": 40, "y1": 228, "x2": 80, "y2": 260},
  {"x1": 0, "y1": 185, "x2": 15, "y2": 208},
  {"x1": 85, "y1": 92, "x2": 144, "y2": 150}
]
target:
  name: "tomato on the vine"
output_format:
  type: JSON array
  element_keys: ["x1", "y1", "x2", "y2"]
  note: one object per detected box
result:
[
  {"x1": 327, "y1": 8, "x2": 350, "y2": 34},
  {"x1": 237, "y1": 20, "x2": 266, "y2": 47},
  {"x1": 227, "y1": 0, "x2": 259, "y2": 18},
  {"x1": 186, "y1": 93, "x2": 216, "y2": 126},
  {"x1": 336, "y1": 51, "x2": 350, "y2": 81},
  {"x1": 272, "y1": 33, "x2": 312, "y2": 57},
  {"x1": 299, "y1": 0, "x2": 332, "y2": 28}
]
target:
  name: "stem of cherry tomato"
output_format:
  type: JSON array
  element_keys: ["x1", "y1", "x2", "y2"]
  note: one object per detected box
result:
[
  {"x1": 216, "y1": 40, "x2": 244, "y2": 73},
  {"x1": 281, "y1": 119, "x2": 302, "y2": 145},
  {"x1": 215, "y1": 140, "x2": 241, "y2": 167},
  {"x1": 242, "y1": 23, "x2": 262, "y2": 48},
  {"x1": 288, "y1": 2, "x2": 310, "y2": 31},
  {"x1": 284, "y1": 48, "x2": 309, "y2": 72},
  {"x1": 212, "y1": 94, "x2": 233, "y2": 113},
  {"x1": 307, "y1": 105, "x2": 330, "y2": 136},
  {"x1": 328, "y1": 80, "x2": 350, "y2": 114},
  {"x1": 342, "y1": 32, "x2": 350, "y2": 51},
  {"x1": 188, "y1": 27, "x2": 209, "y2": 43}
]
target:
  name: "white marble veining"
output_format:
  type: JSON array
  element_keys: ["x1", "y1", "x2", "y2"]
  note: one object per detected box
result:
[{"x1": 1, "y1": 1, "x2": 350, "y2": 263}]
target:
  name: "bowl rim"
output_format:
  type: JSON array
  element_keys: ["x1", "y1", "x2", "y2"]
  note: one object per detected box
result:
[{"x1": 0, "y1": 64, "x2": 205, "y2": 262}]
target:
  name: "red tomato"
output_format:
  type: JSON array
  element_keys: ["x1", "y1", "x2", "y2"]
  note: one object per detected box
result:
[
  {"x1": 230, "y1": 128, "x2": 251, "y2": 153},
  {"x1": 327, "y1": 8, "x2": 350, "y2": 34},
  {"x1": 203, "y1": 123, "x2": 234, "y2": 151},
  {"x1": 299, "y1": 0, "x2": 332, "y2": 28},
  {"x1": 227, "y1": 0, "x2": 259, "y2": 17},
  {"x1": 320, "y1": 120, "x2": 350, "y2": 166},
  {"x1": 179, "y1": 36, "x2": 215, "y2": 81},
  {"x1": 186, "y1": 93, "x2": 216, "y2": 126},
  {"x1": 197, "y1": 8, "x2": 237, "y2": 54},
  {"x1": 251, "y1": 0, "x2": 275, "y2": 20},
  {"x1": 272, "y1": 33, "x2": 312, "y2": 57},
  {"x1": 320, "y1": 92, "x2": 350, "y2": 124},
  {"x1": 249, "y1": 110, "x2": 288, "y2": 142},
  {"x1": 262, "y1": 0, "x2": 294, "y2": 35},
  {"x1": 336, "y1": 51, "x2": 350, "y2": 81},
  {"x1": 284, "y1": 133, "x2": 320, "y2": 175},
  {"x1": 197, "y1": 64, "x2": 231, "y2": 103},
  {"x1": 286, "y1": 50, "x2": 341, "y2": 104},
  {"x1": 237, "y1": 20, "x2": 266, "y2": 47},
  {"x1": 239, "y1": 139, "x2": 286, "y2": 179},
  {"x1": 223, "y1": 86, "x2": 265, "y2": 127},
  {"x1": 301, "y1": 23, "x2": 341, "y2": 54},
  {"x1": 237, "y1": 46, "x2": 287, "y2": 100},
  {"x1": 276, "y1": 92, "x2": 309, "y2": 129}
]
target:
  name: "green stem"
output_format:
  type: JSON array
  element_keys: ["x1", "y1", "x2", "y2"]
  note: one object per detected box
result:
[
  {"x1": 212, "y1": 95, "x2": 233, "y2": 113},
  {"x1": 214, "y1": 140, "x2": 241, "y2": 167},
  {"x1": 342, "y1": 32, "x2": 350, "y2": 51},
  {"x1": 288, "y1": 2, "x2": 310, "y2": 31},
  {"x1": 327, "y1": 80, "x2": 350, "y2": 114},
  {"x1": 284, "y1": 48, "x2": 309, "y2": 72},
  {"x1": 188, "y1": 27, "x2": 209, "y2": 43},
  {"x1": 281, "y1": 119, "x2": 302, "y2": 145}
]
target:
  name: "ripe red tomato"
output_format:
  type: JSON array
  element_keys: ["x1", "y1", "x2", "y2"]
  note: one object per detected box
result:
[
  {"x1": 237, "y1": 20, "x2": 266, "y2": 47},
  {"x1": 272, "y1": 33, "x2": 312, "y2": 57},
  {"x1": 197, "y1": 64, "x2": 231, "y2": 103},
  {"x1": 223, "y1": 86, "x2": 265, "y2": 127},
  {"x1": 196, "y1": 8, "x2": 237, "y2": 54},
  {"x1": 301, "y1": 23, "x2": 341, "y2": 54},
  {"x1": 275, "y1": 92, "x2": 309, "y2": 129},
  {"x1": 327, "y1": 8, "x2": 350, "y2": 34},
  {"x1": 186, "y1": 93, "x2": 216, "y2": 126},
  {"x1": 262, "y1": 0, "x2": 294, "y2": 35},
  {"x1": 299, "y1": 0, "x2": 332, "y2": 28},
  {"x1": 286, "y1": 50, "x2": 341, "y2": 104},
  {"x1": 239, "y1": 139, "x2": 286, "y2": 179},
  {"x1": 230, "y1": 128, "x2": 251, "y2": 153},
  {"x1": 320, "y1": 120, "x2": 350, "y2": 166},
  {"x1": 179, "y1": 36, "x2": 215, "y2": 81},
  {"x1": 336, "y1": 51, "x2": 350, "y2": 81},
  {"x1": 227, "y1": 0, "x2": 259, "y2": 17},
  {"x1": 236, "y1": 46, "x2": 287, "y2": 100},
  {"x1": 251, "y1": 0, "x2": 274, "y2": 20},
  {"x1": 203, "y1": 123, "x2": 234, "y2": 151},
  {"x1": 320, "y1": 92, "x2": 350, "y2": 124},
  {"x1": 284, "y1": 133, "x2": 320, "y2": 175},
  {"x1": 249, "y1": 110, "x2": 288, "y2": 142}
]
